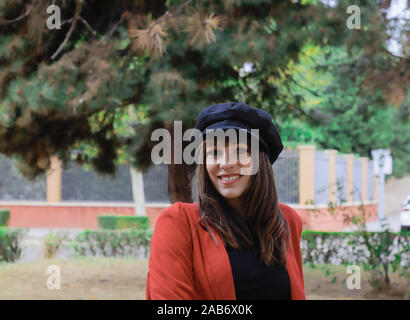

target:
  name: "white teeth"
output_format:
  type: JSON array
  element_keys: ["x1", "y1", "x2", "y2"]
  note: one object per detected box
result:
[{"x1": 220, "y1": 175, "x2": 240, "y2": 181}]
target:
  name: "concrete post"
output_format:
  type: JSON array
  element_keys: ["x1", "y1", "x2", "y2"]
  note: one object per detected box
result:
[
  {"x1": 324, "y1": 150, "x2": 337, "y2": 205},
  {"x1": 46, "y1": 155, "x2": 62, "y2": 202},
  {"x1": 359, "y1": 157, "x2": 368, "y2": 203},
  {"x1": 342, "y1": 154, "x2": 354, "y2": 203},
  {"x1": 297, "y1": 145, "x2": 316, "y2": 205},
  {"x1": 374, "y1": 175, "x2": 379, "y2": 201}
]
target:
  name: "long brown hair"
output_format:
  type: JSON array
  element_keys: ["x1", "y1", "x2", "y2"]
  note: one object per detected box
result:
[{"x1": 192, "y1": 139, "x2": 290, "y2": 267}]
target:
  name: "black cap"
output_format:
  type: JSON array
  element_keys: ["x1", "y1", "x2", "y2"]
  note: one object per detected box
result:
[{"x1": 193, "y1": 102, "x2": 283, "y2": 164}]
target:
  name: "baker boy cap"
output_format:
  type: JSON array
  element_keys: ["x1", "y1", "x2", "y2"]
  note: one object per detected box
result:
[{"x1": 193, "y1": 102, "x2": 283, "y2": 164}]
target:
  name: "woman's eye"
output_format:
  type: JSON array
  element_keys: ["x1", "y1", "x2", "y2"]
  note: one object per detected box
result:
[
  {"x1": 207, "y1": 150, "x2": 218, "y2": 157},
  {"x1": 206, "y1": 147, "x2": 249, "y2": 158}
]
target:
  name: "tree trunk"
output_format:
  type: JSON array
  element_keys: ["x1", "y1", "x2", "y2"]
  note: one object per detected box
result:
[
  {"x1": 382, "y1": 263, "x2": 391, "y2": 288},
  {"x1": 166, "y1": 121, "x2": 194, "y2": 203},
  {"x1": 130, "y1": 167, "x2": 146, "y2": 216},
  {"x1": 168, "y1": 161, "x2": 193, "y2": 203}
]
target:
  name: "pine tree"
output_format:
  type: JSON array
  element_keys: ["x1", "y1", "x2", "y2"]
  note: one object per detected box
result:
[{"x1": 0, "y1": 0, "x2": 408, "y2": 202}]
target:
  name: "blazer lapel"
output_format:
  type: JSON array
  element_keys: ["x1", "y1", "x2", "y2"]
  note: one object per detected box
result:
[
  {"x1": 285, "y1": 246, "x2": 298, "y2": 300},
  {"x1": 200, "y1": 225, "x2": 236, "y2": 300}
]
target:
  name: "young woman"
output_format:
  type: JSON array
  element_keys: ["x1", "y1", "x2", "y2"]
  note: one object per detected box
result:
[{"x1": 146, "y1": 102, "x2": 305, "y2": 300}]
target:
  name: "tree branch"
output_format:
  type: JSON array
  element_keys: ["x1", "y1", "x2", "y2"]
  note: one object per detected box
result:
[
  {"x1": 51, "y1": 0, "x2": 83, "y2": 60},
  {"x1": 148, "y1": 0, "x2": 193, "y2": 31},
  {"x1": 60, "y1": 18, "x2": 73, "y2": 27},
  {"x1": 291, "y1": 78, "x2": 321, "y2": 97},
  {"x1": 104, "y1": 15, "x2": 125, "y2": 40},
  {"x1": 0, "y1": 0, "x2": 39, "y2": 26},
  {"x1": 79, "y1": 16, "x2": 97, "y2": 37},
  {"x1": 60, "y1": 16, "x2": 96, "y2": 37}
]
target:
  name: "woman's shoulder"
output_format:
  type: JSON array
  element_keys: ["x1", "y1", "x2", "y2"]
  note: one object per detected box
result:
[
  {"x1": 278, "y1": 202, "x2": 303, "y2": 231},
  {"x1": 162, "y1": 201, "x2": 199, "y2": 214},
  {"x1": 157, "y1": 201, "x2": 200, "y2": 225},
  {"x1": 152, "y1": 202, "x2": 201, "y2": 243}
]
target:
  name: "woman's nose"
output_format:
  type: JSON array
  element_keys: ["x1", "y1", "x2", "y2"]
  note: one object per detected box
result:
[{"x1": 219, "y1": 148, "x2": 237, "y2": 167}]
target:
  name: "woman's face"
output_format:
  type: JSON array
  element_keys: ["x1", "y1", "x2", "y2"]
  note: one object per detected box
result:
[{"x1": 205, "y1": 140, "x2": 254, "y2": 201}]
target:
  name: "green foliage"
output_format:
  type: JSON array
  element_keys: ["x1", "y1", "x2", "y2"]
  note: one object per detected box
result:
[
  {"x1": 42, "y1": 231, "x2": 68, "y2": 259},
  {"x1": 0, "y1": 227, "x2": 26, "y2": 263},
  {"x1": 0, "y1": 0, "x2": 408, "y2": 207},
  {"x1": 97, "y1": 215, "x2": 149, "y2": 230},
  {"x1": 0, "y1": 209, "x2": 10, "y2": 226},
  {"x1": 358, "y1": 227, "x2": 410, "y2": 290},
  {"x1": 70, "y1": 228, "x2": 153, "y2": 258},
  {"x1": 0, "y1": 35, "x2": 28, "y2": 62},
  {"x1": 390, "y1": 94, "x2": 410, "y2": 178},
  {"x1": 0, "y1": 0, "x2": 405, "y2": 180},
  {"x1": 276, "y1": 43, "x2": 409, "y2": 177},
  {"x1": 301, "y1": 229, "x2": 410, "y2": 289},
  {"x1": 305, "y1": 195, "x2": 410, "y2": 291},
  {"x1": 301, "y1": 0, "x2": 319, "y2": 4}
]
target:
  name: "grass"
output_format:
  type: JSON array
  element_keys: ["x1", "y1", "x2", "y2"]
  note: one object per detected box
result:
[
  {"x1": 0, "y1": 257, "x2": 148, "y2": 300},
  {"x1": 0, "y1": 257, "x2": 408, "y2": 300},
  {"x1": 303, "y1": 263, "x2": 410, "y2": 300}
]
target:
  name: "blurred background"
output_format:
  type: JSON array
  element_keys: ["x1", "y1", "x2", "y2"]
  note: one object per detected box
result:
[{"x1": 0, "y1": 0, "x2": 408, "y2": 300}]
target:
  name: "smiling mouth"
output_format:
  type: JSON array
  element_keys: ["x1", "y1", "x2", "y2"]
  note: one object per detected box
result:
[{"x1": 218, "y1": 175, "x2": 243, "y2": 182}]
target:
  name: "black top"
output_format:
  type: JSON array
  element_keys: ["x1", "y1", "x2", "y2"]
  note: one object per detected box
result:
[{"x1": 225, "y1": 244, "x2": 291, "y2": 300}]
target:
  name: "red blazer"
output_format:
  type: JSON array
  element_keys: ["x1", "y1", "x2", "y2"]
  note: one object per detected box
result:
[{"x1": 146, "y1": 201, "x2": 306, "y2": 300}]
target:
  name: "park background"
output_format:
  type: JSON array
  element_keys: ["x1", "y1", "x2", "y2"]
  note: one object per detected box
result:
[{"x1": 0, "y1": 0, "x2": 409, "y2": 299}]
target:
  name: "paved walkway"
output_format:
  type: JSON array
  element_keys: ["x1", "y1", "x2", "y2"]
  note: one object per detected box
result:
[{"x1": 18, "y1": 228, "x2": 83, "y2": 263}]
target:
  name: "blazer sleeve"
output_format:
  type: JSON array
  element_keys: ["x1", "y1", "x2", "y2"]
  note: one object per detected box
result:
[{"x1": 146, "y1": 202, "x2": 198, "y2": 300}]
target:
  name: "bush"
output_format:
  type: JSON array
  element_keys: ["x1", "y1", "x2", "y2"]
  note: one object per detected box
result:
[
  {"x1": 70, "y1": 228, "x2": 153, "y2": 258},
  {"x1": 301, "y1": 229, "x2": 410, "y2": 290},
  {"x1": 43, "y1": 232, "x2": 69, "y2": 259},
  {"x1": 97, "y1": 215, "x2": 149, "y2": 230},
  {"x1": 0, "y1": 209, "x2": 10, "y2": 227},
  {"x1": 301, "y1": 230, "x2": 410, "y2": 266},
  {"x1": 0, "y1": 227, "x2": 26, "y2": 263}
]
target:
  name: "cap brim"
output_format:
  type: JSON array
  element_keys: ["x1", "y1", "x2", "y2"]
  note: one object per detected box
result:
[{"x1": 200, "y1": 126, "x2": 268, "y2": 154}]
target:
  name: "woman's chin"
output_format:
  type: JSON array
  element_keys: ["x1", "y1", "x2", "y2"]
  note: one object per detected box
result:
[{"x1": 218, "y1": 191, "x2": 243, "y2": 199}]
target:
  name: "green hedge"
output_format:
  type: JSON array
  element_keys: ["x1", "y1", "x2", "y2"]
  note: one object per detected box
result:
[
  {"x1": 0, "y1": 227, "x2": 26, "y2": 263},
  {"x1": 97, "y1": 215, "x2": 149, "y2": 230},
  {"x1": 70, "y1": 228, "x2": 153, "y2": 258},
  {"x1": 0, "y1": 209, "x2": 10, "y2": 227},
  {"x1": 302, "y1": 230, "x2": 410, "y2": 239}
]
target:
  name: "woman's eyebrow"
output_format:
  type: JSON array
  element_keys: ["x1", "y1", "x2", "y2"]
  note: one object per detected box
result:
[{"x1": 206, "y1": 147, "x2": 248, "y2": 154}]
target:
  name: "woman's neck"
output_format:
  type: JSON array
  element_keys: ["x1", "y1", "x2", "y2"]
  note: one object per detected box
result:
[{"x1": 226, "y1": 197, "x2": 247, "y2": 219}]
